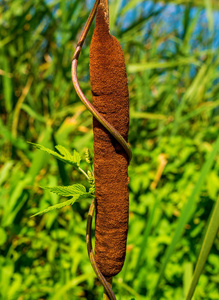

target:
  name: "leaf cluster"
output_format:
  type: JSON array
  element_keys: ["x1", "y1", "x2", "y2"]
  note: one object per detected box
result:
[{"x1": 29, "y1": 143, "x2": 94, "y2": 217}]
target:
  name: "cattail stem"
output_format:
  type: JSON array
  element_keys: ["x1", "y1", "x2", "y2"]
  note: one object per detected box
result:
[
  {"x1": 100, "y1": 0, "x2": 109, "y2": 24},
  {"x1": 103, "y1": 277, "x2": 113, "y2": 300}
]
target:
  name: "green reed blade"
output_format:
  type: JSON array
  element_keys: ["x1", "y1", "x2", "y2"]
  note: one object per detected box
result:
[{"x1": 186, "y1": 197, "x2": 219, "y2": 300}]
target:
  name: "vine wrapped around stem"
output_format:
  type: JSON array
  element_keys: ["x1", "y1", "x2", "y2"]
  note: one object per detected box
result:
[{"x1": 71, "y1": 1, "x2": 132, "y2": 299}]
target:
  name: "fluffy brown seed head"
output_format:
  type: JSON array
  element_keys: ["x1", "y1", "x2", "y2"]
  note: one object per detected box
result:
[{"x1": 89, "y1": 4, "x2": 129, "y2": 277}]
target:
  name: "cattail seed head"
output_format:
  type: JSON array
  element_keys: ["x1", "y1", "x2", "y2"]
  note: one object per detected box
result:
[{"x1": 89, "y1": 4, "x2": 129, "y2": 278}]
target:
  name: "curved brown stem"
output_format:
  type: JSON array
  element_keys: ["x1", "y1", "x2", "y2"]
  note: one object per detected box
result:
[{"x1": 103, "y1": 277, "x2": 113, "y2": 300}]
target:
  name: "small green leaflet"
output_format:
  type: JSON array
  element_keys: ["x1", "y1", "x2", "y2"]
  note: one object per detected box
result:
[
  {"x1": 28, "y1": 143, "x2": 81, "y2": 167},
  {"x1": 31, "y1": 184, "x2": 92, "y2": 217},
  {"x1": 31, "y1": 197, "x2": 78, "y2": 217},
  {"x1": 43, "y1": 184, "x2": 87, "y2": 197}
]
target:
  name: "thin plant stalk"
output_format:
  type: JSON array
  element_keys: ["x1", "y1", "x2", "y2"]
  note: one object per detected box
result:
[
  {"x1": 186, "y1": 197, "x2": 219, "y2": 300},
  {"x1": 103, "y1": 277, "x2": 113, "y2": 300},
  {"x1": 100, "y1": 0, "x2": 109, "y2": 23}
]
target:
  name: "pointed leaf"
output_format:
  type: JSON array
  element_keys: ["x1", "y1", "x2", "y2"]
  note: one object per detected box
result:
[
  {"x1": 29, "y1": 143, "x2": 81, "y2": 168},
  {"x1": 31, "y1": 197, "x2": 79, "y2": 217},
  {"x1": 42, "y1": 184, "x2": 88, "y2": 197},
  {"x1": 186, "y1": 197, "x2": 219, "y2": 300},
  {"x1": 55, "y1": 145, "x2": 73, "y2": 160},
  {"x1": 72, "y1": 150, "x2": 81, "y2": 167}
]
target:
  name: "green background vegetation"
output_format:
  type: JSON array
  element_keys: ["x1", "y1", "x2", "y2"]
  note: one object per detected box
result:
[{"x1": 0, "y1": 0, "x2": 218, "y2": 299}]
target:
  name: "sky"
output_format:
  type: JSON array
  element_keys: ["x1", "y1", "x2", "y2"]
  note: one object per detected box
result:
[{"x1": 87, "y1": 0, "x2": 219, "y2": 49}]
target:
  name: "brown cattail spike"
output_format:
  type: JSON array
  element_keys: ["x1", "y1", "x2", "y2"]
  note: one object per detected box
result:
[
  {"x1": 89, "y1": 4, "x2": 129, "y2": 278},
  {"x1": 100, "y1": 0, "x2": 109, "y2": 24}
]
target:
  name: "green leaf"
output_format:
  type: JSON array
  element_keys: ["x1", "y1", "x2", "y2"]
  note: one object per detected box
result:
[
  {"x1": 120, "y1": 0, "x2": 145, "y2": 15},
  {"x1": 31, "y1": 184, "x2": 92, "y2": 217},
  {"x1": 21, "y1": 103, "x2": 46, "y2": 123},
  {"x1": 109, "y1": 0, "x2": 123, "y2": 31},
  {"x1": 127, "y1": 58, "x2": 200, "y2": 73},
  {"x1": 42, "y1": 184, "x2": 87, "y2": 197},
  {"x1": 183, "y1": 262, "x2": 193, "y2": 298},
  {"x1": 186, "y1": 197, "x2": 219, "y2": 300},
  {"x1": 55, "y1": 145, "x2": 81, "y2": 167},
  {"x1": 0, "y1": 227, "x2": 7, "y2": 246},
  {"x1": 31, "y1": 197, "x2": 79, "y2": 217},
  {"x1": 29, "y1": 143, "x2": 81, "y2": 168},
  {"x1": 1, "y1": 49, "x2": 12, "y2": 113},
  {"x1": 31, "y1": 189, "x2": 92, "y2": 217},
  {"x1": 204, "y1": 0, "x2": 214, "y2": 33},
  {"x1": 133, "y1": 191, "x2": 159, "y2": 278}
]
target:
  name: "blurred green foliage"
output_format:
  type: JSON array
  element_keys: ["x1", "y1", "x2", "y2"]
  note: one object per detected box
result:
[{"x1": 0, "y1": 0, "x2": 219, "y2": 299}]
